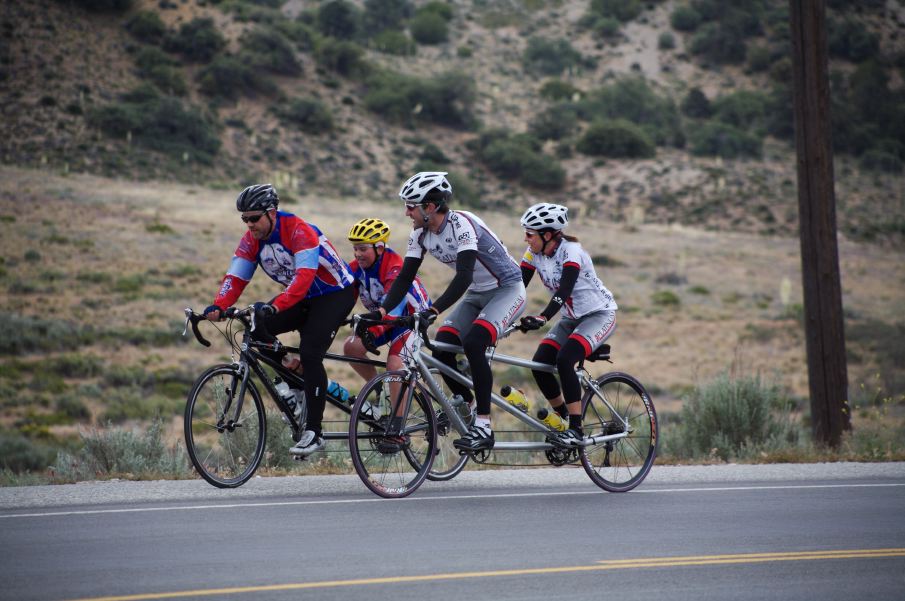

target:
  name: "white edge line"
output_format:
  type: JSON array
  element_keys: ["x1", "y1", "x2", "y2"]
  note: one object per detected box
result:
[{"x1": 1, "y1": 482, "x2": 903, "y2": 520}]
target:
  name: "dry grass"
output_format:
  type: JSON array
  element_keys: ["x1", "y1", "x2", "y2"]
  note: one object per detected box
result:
[{"x1": 1, "y1": 164, "x2": 903, "y2": 480}]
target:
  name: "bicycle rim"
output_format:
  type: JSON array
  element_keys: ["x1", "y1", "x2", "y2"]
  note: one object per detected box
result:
[
  {"x1": 348, "y1": 371, "x2": 436, "y2": 498},
  {"x1": 421, "y1": 378, "x2": 469, "y2": 481},
  {"x1": 185, "y1": 365, "x2": 266, "y2": 488},
  {"x1": 580, "y1": 372, "x2": 657, "y2": 492}
]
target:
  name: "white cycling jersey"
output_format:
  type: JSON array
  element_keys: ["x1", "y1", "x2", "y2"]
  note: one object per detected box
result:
[
  {"x1": 521, "y1": 239, "x2": 617, "y2": 319},
  {"x1": 406, "y1": 210, "x2": 521, "y2": 292}
]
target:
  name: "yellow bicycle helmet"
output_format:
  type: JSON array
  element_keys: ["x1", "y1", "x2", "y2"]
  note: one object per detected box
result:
[{"x1": 348, "y1": 218, "x2": 390, "y2": 245}]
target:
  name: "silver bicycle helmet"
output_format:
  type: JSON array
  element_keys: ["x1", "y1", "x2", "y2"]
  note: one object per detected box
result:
[
  {"x1": 398, "y1": 172, "x2": 452, "y2": 205},
  {"x1": 520, "y1": 203, "x2": 569, "y2": 231}
]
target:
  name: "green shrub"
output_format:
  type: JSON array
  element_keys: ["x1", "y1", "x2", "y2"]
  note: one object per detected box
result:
[
  {"x1": 577, "y1": 77, "x2": 683, "y2": 147},
  {"x1": 56, "y1": 394, "x2": 91, "y2": 422},
  {"x1": 651, "y1": 289, "x2": 680, "y2": 307},
  {"x1": 277, "y1": 97, "x2": 334, "y2": 134},
  {"x1": 420, "y1": 1, "x2": 453, "y2": 20},
  {"x1": 689, "y1": 22, "x2": 747, "y2": 65},
  {"x1": 315, "y1": 38, "x2": 365, "y2": 76},
  {"x1": 658, "y1": 32, "x2": 676, "y2": 51},
  {"x1": 746, "y1": 44, "x2": 772, "y2": 72},
  {"x1": 241, "y1": 26, "x2": 302, "y2": 75},
  {"x1": 828, "y1": 17, "x2": 880, "y2": 62},
  {"x1": 664, "y1": 372, "x2": 803, "y2": 461},
  {"x1": 712, "y1": 90, "x2": 769, "y2": 130},
  {"x1": 590, "y1": 0, "x2": 641, "y2": 22},
  {"x1": 88, "y1": 87, "x2": 221, "y2": 163},
  {"x1": 859, "y1": 149, "x2": 903, "y2": 173},
  {"x1": 592, "y1": 17, "x2": 621, "y2": 39},
  {"x1": 65, "y1": 0, "x2": 134, "y2": 11},
  {"x1": 681, "y1": 87, "x2": 712, "y2": 118},
  {"x1": 316, "y1": 0, "x2": 360, "y2": 39},
  {"x1": 670, "y1": 5, "x2": 702, "y2": 31},
  {"x1": 410, "y1": 11, "x2": 448, "y2": 45},
  {"x1": 125, "y1": 10, "x2": 166, "y2": 43},
  {"x1": 577, "y1": 119, "x2": 656, "y2": 158},
  {"x1": 688, "y1": 121, "x2": 762, "y2": 159},
  {"x1": 530, "y1": 103, "x2": 580, "y2": 141},
  {"x1": 0, "y1": 314, "x2": 94, "y2": 355},
  {"x1": 46, "y1": 353, "x2": 104, "y2": 378},
  {"x1": 165, "y1": 17, "x2": 225, "y2": 63},
  {"x1": 372, "y1": 30, "x2": 416, "y2": 56},
  {"x1": 363, "y1": 0, "x2": 413, "y2": 33},
  {"x1": 132, "y1": 46, "x2": 187, "y2": 95},
  {"x1": 51, "y1": 419, "x2": 189, "y2": 480},
  {"x1": 539, "y1": 79, "x2": 580, "y2": 102},
  {"x1": 523, "y1": 37, "x2": 589, "y2": 76},
  {"x1": 364, "y1": 69, "x2": 477, "y2": 129},
  {"x1": 471, "y1": 130, "x2": 565, "y2": 191},
  {"x1": 197, "y1": 55, "x2": 277, "y2": 99},
  {"x1": 0, "y1": 431, "x2": 56, "y2": 472}
]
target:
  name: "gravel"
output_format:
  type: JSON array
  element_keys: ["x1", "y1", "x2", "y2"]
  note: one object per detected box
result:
[{"x1": 2, "y1": 462, "x2": 903, "y2": 510}]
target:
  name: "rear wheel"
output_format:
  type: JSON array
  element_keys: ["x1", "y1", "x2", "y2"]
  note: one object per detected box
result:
[
  {"x1": 184, "y1": 365, "x2": 266, "y2": 488},
  {"x1": 580, "y1": 372, "x2": 656, "y2": 492},
  {"x1": 348, "y1": 371, "x2": 437, "y2": 498}
]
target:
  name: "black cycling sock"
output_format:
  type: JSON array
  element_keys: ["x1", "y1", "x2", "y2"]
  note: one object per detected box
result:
[{"x1": 569, "y1": 414, "x2": 583, "y2": 434}]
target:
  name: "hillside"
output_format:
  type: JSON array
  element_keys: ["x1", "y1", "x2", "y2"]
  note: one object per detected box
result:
[{"x1": 2, "y1": 0, "x2": 904, "y2": 242}]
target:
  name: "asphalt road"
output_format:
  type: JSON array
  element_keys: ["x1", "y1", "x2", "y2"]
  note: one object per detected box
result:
[{"x1": 1, "y1": 463, "x2": 904, "y2": 601}]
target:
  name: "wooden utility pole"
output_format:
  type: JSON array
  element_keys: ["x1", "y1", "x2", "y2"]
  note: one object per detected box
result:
[{"x1": 788, "y1": 0, "x2": 851, "y2": 446}]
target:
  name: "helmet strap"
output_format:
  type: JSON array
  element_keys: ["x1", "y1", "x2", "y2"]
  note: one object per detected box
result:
[{"x1": 541, "y1": 231, "x2": 561, "y2": 256}]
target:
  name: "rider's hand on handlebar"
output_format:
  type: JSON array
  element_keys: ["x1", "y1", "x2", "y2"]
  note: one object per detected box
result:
[
  {"x1": 519, "y1": 315, "x2": 547, "y2": 331},
  {"x1": 203, "y1": 304, "x2": 223, "y2": 321},
  {"x1": 417, "y1": 308, "x2": 439, "y2": 325},
  {"x1": 253, "y1": 301, "x2": 277, "y2": 319},
  {"x1": 359, "y1": 329, "x2": 380, "y2": 354}
]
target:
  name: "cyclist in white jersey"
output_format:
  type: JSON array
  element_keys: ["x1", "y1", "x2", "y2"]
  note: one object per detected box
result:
[
  {"x1": 360, "y1": 172, "x2": 526, "y2": 452},
  {"x1": 518, "y1": 203, "x2": 617, "y2": 448}
]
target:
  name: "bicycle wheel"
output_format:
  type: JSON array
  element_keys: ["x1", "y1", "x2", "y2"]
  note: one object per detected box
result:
[
  {"x1": 185, "y1": 364, "x2": 267, "y2": 488},
  {"x1": 580, "y1": 372, "x2": 657, "y2": 492},
  {"x1": 424, "y1": 369, "x2": 469, "y2": 481},
  {"x1": 348, "y1": 371, "x2": 437, "y2": 498}
]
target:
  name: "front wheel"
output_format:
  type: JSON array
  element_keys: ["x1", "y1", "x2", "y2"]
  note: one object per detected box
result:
[
  {"x1": 184, "y1": 364, "x2": 266, "y2": 488},
  {"x1": 580, "y1": 372, "x2": 657, "y2": 492},
  {"x1": 348, "y1": 371, "x2": 436, "y2": 498}
]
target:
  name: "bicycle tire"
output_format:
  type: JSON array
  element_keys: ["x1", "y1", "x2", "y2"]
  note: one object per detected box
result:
[
  {"x1": 184, "y1": 364, "x2": 267, "y2": 488},
  {"x1": 580, "y1": 372, "x2": 657, "y2": 492},
  {"x1": 348, "y1": 371, "x2": 437, "y2": 498},
  {"x1": 423, "y1": 370, "x2": 469, "y2": 481}
]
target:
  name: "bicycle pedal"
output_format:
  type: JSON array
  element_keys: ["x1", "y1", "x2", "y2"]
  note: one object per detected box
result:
[{"x1": 292, "y1": 454, "x2": 307, "y2": 462}]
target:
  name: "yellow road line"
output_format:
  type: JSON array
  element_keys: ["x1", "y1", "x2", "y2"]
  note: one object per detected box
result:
[{"x1": 66, "y1": 548, "x2": 905, "y2": 601}]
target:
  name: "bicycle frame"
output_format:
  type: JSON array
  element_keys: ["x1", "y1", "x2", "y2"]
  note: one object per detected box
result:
[
  {"x1": 402, "y1": 327, "x2": 631, "y2": 452},
  {"x1": 185, "y1": 307, "x2": 385, "y2": 441}
]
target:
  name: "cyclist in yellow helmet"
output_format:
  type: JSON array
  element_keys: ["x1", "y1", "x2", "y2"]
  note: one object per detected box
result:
[{"x1": 344, "y1": 218, "x2": 433, "y2": 384}]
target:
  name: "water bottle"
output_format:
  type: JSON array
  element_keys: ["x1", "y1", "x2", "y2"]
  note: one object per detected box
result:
[
  {"x1": 327, "y1": 380, "x2": 351, "y2": 404},
  {"x1": 450, "y1": 394, "x2": 475, "y2": 423},
  {"x1": 500, "y1": 385, "x2": 530, "y2": 413},
  {"x1": 537, "y1": 408, "x2": 567, "y2": 431},
  {"x1": 275, "y1": 377, "x2": 298, "y2": 424}
]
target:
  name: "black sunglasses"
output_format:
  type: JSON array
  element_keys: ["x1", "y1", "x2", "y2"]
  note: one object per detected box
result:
[{"x1": 241, "y1": 213, "x2": 267, "y2": 224}]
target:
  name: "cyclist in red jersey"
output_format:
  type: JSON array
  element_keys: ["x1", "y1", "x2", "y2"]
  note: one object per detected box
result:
[{"x1": 203, "y1": 184, "x2": 357, "y2": 457}]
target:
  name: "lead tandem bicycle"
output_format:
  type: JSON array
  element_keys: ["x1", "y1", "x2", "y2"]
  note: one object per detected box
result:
[
  {"x1": 181, "y1": 306, "x2": 388, "y2": 488},
  {"x1": 346, "y1": 314, "x2": 658, "y2": 498}
]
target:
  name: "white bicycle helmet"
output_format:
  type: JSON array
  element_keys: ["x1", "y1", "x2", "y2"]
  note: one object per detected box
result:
[
  {"x1": 520, "y1": 203, "x2": 569, "y2": 231},
  {"x1": 398, "y1": 171, "x2": 452, "y2": 205}
]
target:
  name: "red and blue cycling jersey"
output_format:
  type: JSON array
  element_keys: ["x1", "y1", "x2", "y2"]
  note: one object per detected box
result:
[
  {"x1": 350, "y1": 247, "x2": 431, "y2": 344},
  {"x1": 213, "y1": 212, "x2": 354, "y2": 312},
  {"x1": 351, "y1": 247, "x2": 431, "y2": 315}
]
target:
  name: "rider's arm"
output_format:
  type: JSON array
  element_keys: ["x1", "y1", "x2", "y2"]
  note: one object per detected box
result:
[
  {"x1": 539, "y1": 262, "x2": 579, "y2": 320},
  {"x1": 212, "y1": 234, "x2": 258, "y2": 309},
  {"x1": 520, "y1": 264, "x2": 535, "y2": 287},
  {"x1": 379, "y1": 255, "x2": 422, "y2": 315},
  {"x1": 429, "y1": 249, "x2": 477, "y2": 314}
]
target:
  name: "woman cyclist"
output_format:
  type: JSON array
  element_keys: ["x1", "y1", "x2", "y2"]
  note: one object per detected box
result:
[{"x1": 518, "y1": 203, "x2": 617, "y2": 448}]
